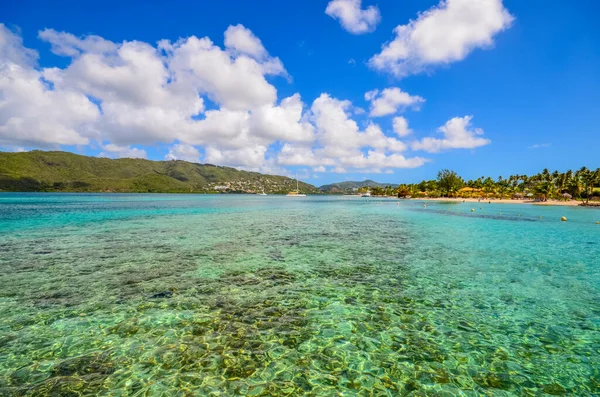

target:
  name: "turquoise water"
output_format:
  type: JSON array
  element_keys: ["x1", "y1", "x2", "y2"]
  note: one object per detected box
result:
[{"x1": 0, "y1": 193, "x2": 599, "y2": 396}]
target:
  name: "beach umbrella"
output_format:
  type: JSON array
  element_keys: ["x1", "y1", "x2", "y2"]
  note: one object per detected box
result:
[
  {"x1": 562, "y1": 193, "x2": 572, "y2": 199},
  {"x1": 526, "y1": 193, "x2": 534, "y2": 197}
]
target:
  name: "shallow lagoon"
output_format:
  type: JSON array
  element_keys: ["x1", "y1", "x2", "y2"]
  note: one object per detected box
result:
[{"x1": 0, "y1": 194, "x2": 599, "y2": 396}]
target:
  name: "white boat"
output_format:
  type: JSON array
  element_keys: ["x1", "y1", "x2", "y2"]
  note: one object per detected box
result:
[
  {"x1": 257, "y1": 192, "x2": 267, "y2": 196},
  {"x1": 361, "y1": 192, "x2": 371, "y2": 197},
  {"x1": 286, "y1": 174, "x2": 306, "y2": 197}
]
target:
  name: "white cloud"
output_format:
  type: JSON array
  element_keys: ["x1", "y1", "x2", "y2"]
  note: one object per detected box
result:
[
  {"x1": 180, "y1": 95, "x2": 315, "y2": 150},
  {"x1": 277, "y1": 93, "x2": 428, "y2": 172},
  {"x1": 1, "y1": 25, "x2": 38, "y2": 67},
  {"x1": 0, "y1": 26, "x2": 99, "y2": 147},
  {"x1": 0, "y1": 24, "x2": 309, "y2": 169},
  {"x1": 338, "y1": 150, "x2": 426, "y2": 169},
  {"x1": 393, "y1": 116, "x2": 412, "y2": 137},
  {"x1": 365, "y1": 87, "x2": 425, "y2": 117},
  {"x1": 165, "y1": 143, "x2": 201, "y2": 163},
  {"x1": 1, "y1": 25, "x2": 436, "y2": 176},
  {"x1": 277, "y1": 144, "x2": 332, "y2": 167},
  {"x1": 204, "y1": 145, "x2": 267, "y2": 168},
  {"x1": 529, "y1": 143, "x2": 551, "y2": 149},
  {"x1": 411, "y1": 115, "x2": 490, "y2": 153},
  {"x1": 369, "y1": 0, "x2": 514, "y2": 77},
  {"x1": 249, "y1": 94, "x2": 315, "y2": 143},
  {"x1": 311, "y1": 94, "x2": 409, "y2": 153},
  {"x1": 160, "y1": 35, "x2": 287, "y2": 112},
  {"x1": 38, "y1": 29, "x2": 118, "y2": 56},
  {"x1": 99, "y1": 143, "x2": 147, "y2": 159},
  {"x1": 325, "y1": 0, "x2": 381, "y2": 34},
  {"x1": 41, "y1": 37, "x2": 206, "y2": 145},
  {"x1": 224, "y1": 24, "x2": 268, "y2": 60}
]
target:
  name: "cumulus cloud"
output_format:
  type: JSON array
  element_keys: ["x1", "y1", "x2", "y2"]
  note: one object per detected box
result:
[
  {"x1": 1, "y1": 25, "x2": 38, "y2": 66},
  {"x1": 224, "y1": 24, "x2": 268, "y2": 60},
  {"x1": 0, "y1": 24, "x2": 307, "y2": 164},
  {"x1": 165, "y1": 143, "x2": 202, "y2": 163},
  {"x1": 311, "y1": 93, "x2": 409, "y2": 152},
  {"x1": 204, "y1": 145, "x2": 268, "y2": 168},
  {"x1": 365, "y1": 87, "x2": 425, "y2": 117},
  {"x1": 249, "y1": 94, "x2": 315, "y2": 143},
  {"x1": 160, "y1": 34, "x2": 286, "y2": 112},
  {"x1": 411, "y1": 115, "x2": 490, "y2": 153},
  {"x1": 0, "y1": 26, "x2": 99, "y2": 147},
  {"x1": 99, "y1": 143, "x2": 147, "y2": 159},
  {"x1": 369, "y1": 0, "x2": 514, "y2": 77},
  {"x1": 38, "y1": 29, "x2": 118, "y2": 56},
  {"x1": 392, "y1": 116, "x2": 412, "y2": 137},
  {"x1": 277, "y1": 93, "x2": 428, "y2": 172},
  {"x1": 325, "y1": 0, "x2": 381, "y2": 34},
  {"x1": 277, "y1": 144, "x2": 331, "y2": 167},
  {"x1": 0, "y1": 24, "x2": 436, "y2": 175}
]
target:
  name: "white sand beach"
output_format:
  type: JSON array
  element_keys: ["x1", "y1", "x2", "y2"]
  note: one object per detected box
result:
[{"x1": 408, "y1": 197, "x2": 584, "y2": 207}]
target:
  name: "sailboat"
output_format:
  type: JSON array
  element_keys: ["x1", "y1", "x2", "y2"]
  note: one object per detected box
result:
[{"x1": 286, "y1": 174, "x2": 306, "y2": 197}]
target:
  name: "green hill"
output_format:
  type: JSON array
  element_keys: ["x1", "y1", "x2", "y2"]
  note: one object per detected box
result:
[
  {"x1": 319, "y1": 180, "x2": 398, "y2": 194},
  {"x1": 0, "y1": 151, "x2": 319, "y2": 194}
]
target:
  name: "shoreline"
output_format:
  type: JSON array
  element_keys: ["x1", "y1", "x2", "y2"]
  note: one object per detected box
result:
[{"x1": 406, "y1": 197, "x2": 585, "y2": 207}]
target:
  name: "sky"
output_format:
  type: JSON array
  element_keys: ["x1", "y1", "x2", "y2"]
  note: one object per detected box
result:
[{"x1": 1, "y1": 0, "x2": 599, "y2": 185}]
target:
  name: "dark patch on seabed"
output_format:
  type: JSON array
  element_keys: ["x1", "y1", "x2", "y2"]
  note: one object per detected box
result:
[{"x1": 413, "y1": 207, "x2": 538, "y2": 222}]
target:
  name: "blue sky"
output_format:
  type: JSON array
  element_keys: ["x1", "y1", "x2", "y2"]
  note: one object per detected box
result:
[{"x1": 1, "y1": 0, "x2": 599, "y2": 185}]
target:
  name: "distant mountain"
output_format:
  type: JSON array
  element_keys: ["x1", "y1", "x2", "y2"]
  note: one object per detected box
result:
[
  {"x1": 319, "y1": 180, "x2": 398, "y2": 194},
  {"x1": 0, "y1": 151, "x2": 320, "y2": 194}
]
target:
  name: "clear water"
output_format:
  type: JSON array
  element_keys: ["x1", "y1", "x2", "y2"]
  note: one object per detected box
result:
[{"x1": 0, "y1": 193, "x2": 599, "y2": 396}]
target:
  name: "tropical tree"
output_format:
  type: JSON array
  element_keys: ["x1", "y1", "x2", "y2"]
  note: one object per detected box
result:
[
  {"x1": 397, "y1": 186, "x2": 411, "y2": 198},
  {"x1": 534, "y1": 181, "x2": 553, "y2": 200},
  {"x1": 437, "y1": 169, "x2": 464, "y2": 197},
  {"x1": 577, "y1": 167, "x2": 593, "y2": 203},
  {"x1": 389, "y1": 167, "x2": 597, "y2": 203},
  {"x1": 482, "y1": 177, "x2": 495, "y2": 197}
]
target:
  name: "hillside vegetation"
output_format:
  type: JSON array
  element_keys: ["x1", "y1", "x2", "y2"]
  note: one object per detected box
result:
[
  {"x1": 0, "y1": 151, "x2": 319, "y2": 194},
  {"x1": 319, "y1": 180, "x2": 398, "y2": 194}
]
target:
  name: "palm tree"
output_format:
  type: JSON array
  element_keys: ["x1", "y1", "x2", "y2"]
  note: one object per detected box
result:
[
  {"x1": 592, "y1": 168, "x2": 600, "y2": 200},
  {"x1": 577, "y1": 167, "x2": 593, "y2": 203},
  {"x1": 392, "y1": 167, "x2": 596, "y2": 203},
  {"x1": 534, "y1": 181, "x2": 553, "y2": 201},
  {"x1": 541, "y1": 168, "x2": 551, "y2": 183},
  {"x1": 556, "y1": 172, "x2": 567, "y2": 196},
  {"x1": 483, "y1": 177, "x2": 495, "y2": 197}
]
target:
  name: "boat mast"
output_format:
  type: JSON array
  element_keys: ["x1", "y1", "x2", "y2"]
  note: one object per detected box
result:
[{"x1": 296, "y1": 173, "x2": 299, "y2": 192}]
